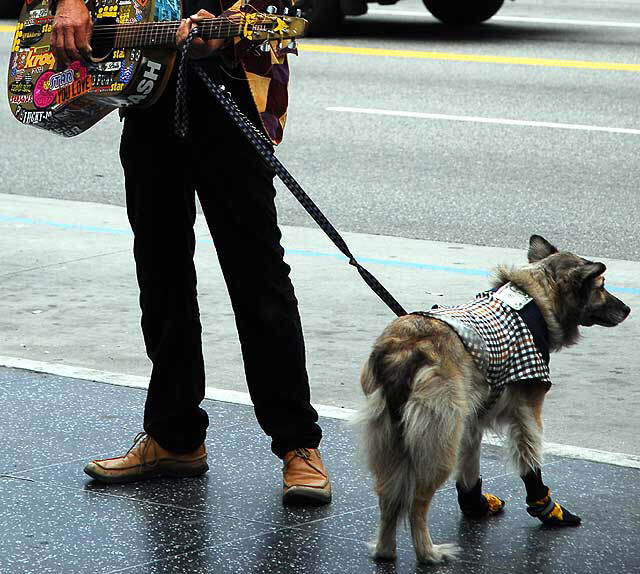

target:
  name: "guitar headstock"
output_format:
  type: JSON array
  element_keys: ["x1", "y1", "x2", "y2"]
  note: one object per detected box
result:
[{"x1": 242, "y1": 10, "x2": 309, "y2": 43}]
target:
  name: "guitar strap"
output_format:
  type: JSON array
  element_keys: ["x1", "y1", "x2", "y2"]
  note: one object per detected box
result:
[{"x1": 175, "y1": 29, "x2": 408, "y2": 317}]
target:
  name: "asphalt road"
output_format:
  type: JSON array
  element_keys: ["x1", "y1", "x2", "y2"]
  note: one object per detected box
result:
[{"x1": 1, "y1": 0, "x2": 639, "y2": 261}]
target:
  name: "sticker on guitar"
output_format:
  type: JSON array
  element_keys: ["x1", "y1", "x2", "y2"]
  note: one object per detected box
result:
[{"x1": 32, "y1": 61, "x2": 88, "y2": 108}]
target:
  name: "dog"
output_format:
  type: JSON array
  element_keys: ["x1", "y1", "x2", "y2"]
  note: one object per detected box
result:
[{"x1": 358, "y1": 235, "x2": 630, "y2": 563}]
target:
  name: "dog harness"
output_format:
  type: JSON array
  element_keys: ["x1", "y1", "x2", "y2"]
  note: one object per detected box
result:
[{"x1": 414, "y1": 283, "x2": 551, "y2": 412}]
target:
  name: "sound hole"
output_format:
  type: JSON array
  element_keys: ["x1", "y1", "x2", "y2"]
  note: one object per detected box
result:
[{"x1": 90, "y1": 17, "x2": 116, "y2": 61}]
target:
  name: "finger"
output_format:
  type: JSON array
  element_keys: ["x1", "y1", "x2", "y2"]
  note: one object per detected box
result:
[
  {"x1": 188, "y1": 37, "x2": 207, "y2": 57},
  {"x1": 175, "y1": 18, "x2": 193, "y2": 47},
  {"x1": 191, "y1": 8, "x2": 214, "y2": 21},
  {"x1": 75, "y1": 28, "x2": 91, "y2": 59},
  {"x1": 50, "y1": 26, "x2": 61, "y2": 62},
  {"x1": 206, "y1": 38, "x2": 225, "y2": 52},
  {"x1": 63, "y1": 26, "x2": 82, "y2": 63},
  {"x1": 50, "y1": 22, "x2": 70, "y2": 65},
  {"x1": 80, "y1": 20, "x2": 93, "y2": 58}
]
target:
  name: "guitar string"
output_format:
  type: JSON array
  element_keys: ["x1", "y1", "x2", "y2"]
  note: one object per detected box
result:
[
  {"x1": 91, "y1": 24, "x2": 244, "y2": 46},
  {"x1": 90, "y1": 15, "x2": 286, "y2": 26},
  {"x1": 90, "y1": 25, "x2": 279, "y2": 39},
  {"x1": 90, "y1": 22, "x2": 278, "y2": 44},
  {"x1": 90, "y1": 20, "x2": 293, "y2": 48},
  {"x1": 91, "y1": 22, "x2": 247, "y2": 32},
  {"x1": 89, "y1": 16, "x2": 280, "y2": 34},
  {"x1": 91, "y1": 23, "x2": 246, "y2": 36}
]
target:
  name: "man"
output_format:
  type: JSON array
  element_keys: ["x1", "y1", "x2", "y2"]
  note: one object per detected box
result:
[{"x1": 50, "y1": 0, "x2": 331, "y2": 505}]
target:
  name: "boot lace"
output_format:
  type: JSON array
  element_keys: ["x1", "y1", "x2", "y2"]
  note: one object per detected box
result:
[
  {"x1": 125, "y1": 432, "x2": 159, "y2": 470},
  {"x1": 293, "y1": 448, "x2": 311, "y2": 460}
]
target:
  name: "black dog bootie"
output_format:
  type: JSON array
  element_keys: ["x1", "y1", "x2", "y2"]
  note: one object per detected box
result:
[
  {"x1": 457, "y1": 478, "x2": 505, "y2": 518},
  {"x1": 526, "y1": 490, "x2": 581, "y2": 527}
]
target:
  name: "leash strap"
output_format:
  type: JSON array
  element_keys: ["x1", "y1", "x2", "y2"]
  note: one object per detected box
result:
[{"x1": 175, "y1": 29, "x2": 407, "y2": 317}]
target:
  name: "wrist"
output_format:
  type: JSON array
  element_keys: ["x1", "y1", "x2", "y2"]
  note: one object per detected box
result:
[{"x1": 54, "y1": 0, "x2": 85, "y2": 10}]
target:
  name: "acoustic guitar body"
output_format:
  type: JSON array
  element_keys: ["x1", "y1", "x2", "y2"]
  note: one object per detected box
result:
[{"x1": 8, "y1": 0, "x2": 179, "y2": 136}]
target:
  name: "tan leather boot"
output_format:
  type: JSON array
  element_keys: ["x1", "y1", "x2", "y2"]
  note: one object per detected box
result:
[
  {"x1": 282, "y1": 448, "x2": 331, "y2": 505},
  {"x1": 84, "y1": 432, "x2": 208, "y2": 484}
]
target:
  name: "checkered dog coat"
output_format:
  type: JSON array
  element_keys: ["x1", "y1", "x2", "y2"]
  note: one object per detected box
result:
[{"x1": 415, "y1": 283, "x2": 550, "y2": 412}]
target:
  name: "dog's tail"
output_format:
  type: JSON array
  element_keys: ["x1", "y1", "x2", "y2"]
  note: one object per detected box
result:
[{"x1": 359, "y1": 348, "x2": 467, "y2": 521}]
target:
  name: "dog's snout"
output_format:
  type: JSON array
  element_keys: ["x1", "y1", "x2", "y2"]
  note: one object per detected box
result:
[{"x1": 620, "y1": 304, "x2": 631, "y2": 320}]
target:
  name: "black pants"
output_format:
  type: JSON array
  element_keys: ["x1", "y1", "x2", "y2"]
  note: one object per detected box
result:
[{"x1": 119, "y1": 69, "x2": 322, "y2": 458}]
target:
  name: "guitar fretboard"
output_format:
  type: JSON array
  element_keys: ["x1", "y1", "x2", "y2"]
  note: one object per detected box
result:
[{"x1": 110, "y1": 18, "x2": 245, "y2": 49}]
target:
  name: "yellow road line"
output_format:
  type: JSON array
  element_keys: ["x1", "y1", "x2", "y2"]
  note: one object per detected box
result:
[
  {"x1": 1, "y1": 24, "x2": 636, "y2": 72},
  {"x1": 298, "y1": 43, "x2": 640, "y2": 72}
]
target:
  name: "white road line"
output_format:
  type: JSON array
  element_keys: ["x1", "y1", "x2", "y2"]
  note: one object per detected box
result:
[
  {"x1": 2, "y1": 355, "x2": 639, "y2": 470},
  {"x1": 367, "y1": 8, "x2": 640, "y2": 29},
  {"x1": 326, "y1": 106, "x2": 640, "y2": 135}
]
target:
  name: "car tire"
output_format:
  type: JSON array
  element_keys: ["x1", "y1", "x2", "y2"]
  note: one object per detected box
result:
[
  {"x1": 295, "y1": 0, "x2": 344, "y2": 36},
  {"x1": 423, "y1": 0, "x2": 504, "y2": 25}
]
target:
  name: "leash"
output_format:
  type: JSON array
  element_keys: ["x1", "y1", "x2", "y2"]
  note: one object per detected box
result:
[{"x1": 175, "y1": 28, "x2": 407, "y2": 317}]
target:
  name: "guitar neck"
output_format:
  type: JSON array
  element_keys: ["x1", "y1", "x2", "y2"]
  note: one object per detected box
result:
[{"x1": 114, "y1": 18, "x2": 244, "y2": 49}]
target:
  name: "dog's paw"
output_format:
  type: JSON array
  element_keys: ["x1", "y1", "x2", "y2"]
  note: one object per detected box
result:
[
  {"x1": 457, "y1": 480, "x2": 505, "y2": 518},
  {"x1": 537, "y1": 503, "x2": 581, "y2": 527},
  {"x1": 416, "y1": 543, "x2": 461, "y2": 564},
  {"x1": 484, "y1": 493, "x2": 507, "y2": 515},
  {"x1": 527, "y1": 494, "x2": 581, "y2": 527},
  {"x1": 367, "y1": 540, "x2": 397, "y2": 561}
]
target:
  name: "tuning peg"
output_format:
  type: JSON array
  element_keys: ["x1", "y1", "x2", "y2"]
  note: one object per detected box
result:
[
  {"x1": 287, "y1": 39, "x2": 297, "y2": 50},
  {"x1": 295, "y1": 8, "x2": 301, "y2": 16},
  {"x1": 259, "y1": 40, "x2": 271, "y2": 52},
  {"x1": 283, "y1": 6, "x2": 289, "y2": 13},
  {"x1": 266, "y1": 5, "x2": 276, "y2": 13}
]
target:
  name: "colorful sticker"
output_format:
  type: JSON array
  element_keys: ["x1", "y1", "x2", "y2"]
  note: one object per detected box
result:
[
  {"x1": 31, "y1": 61, "x2": 89, "y2": 108},
  {"x1": 119, "y1": 61, "x2": 134, "y2": 83},
  {"x1": 29, "y1": 8, "x2": 49, "y2": 18},
  {"x1": 10, "y1": 94, "x2": 34, "y2": 104},
  {"x1": 12, "y1": 23, "x2": 24, "y2": 53},
  {"x1": 9, "y1": 78, "x2": 34, "y2": 95},
  {"x1": 20, "y1": 23, "x2": 46, "y2": 47},
  {"x1": 55, "y1": 76, "x2": 92, "y2": 105},
  {"x1": 25, "y1": 47, "x2": 55, "y2": 70},
  {"x1": 33, "y1": 70, "x2": 56, "y2": 108},
  {"x1": 14, "y1": 106, "x2": 53, "y2": 124},
  {"x1": 118, "y1": 4, "x2": 132, "y2": 23},
  {"x1": 97, "y1": 5, "x2": 118, "y2": 18},
  {"x1": 154, "y1": 0, "x2": 179, "y2": 21}
]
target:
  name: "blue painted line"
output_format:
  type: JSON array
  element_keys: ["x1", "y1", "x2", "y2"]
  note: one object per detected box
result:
[
  {"x1": 0, "y1": 215, "x2": 132, "y2": 236},
  {"x1": 284, "y1": 248, "x2": 491, "y2": 276},
  {"x1": 2, "y1": 214, "x2": 639, "y2": 295}
]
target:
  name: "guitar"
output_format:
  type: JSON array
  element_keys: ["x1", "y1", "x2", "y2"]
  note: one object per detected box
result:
[{"x1": 7, "y1": 0, "x2": 307, "y2": 136}]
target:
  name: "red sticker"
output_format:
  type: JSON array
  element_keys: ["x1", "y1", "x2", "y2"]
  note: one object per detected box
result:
[{"x1": 33, "y1": 70, "x2": 55, "y2": 108}]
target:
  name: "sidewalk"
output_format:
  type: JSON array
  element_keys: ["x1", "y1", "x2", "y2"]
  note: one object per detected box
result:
[
  {"x1": 1, "y1": 193, "x2": 639, "y2": 455},
  {"x1": 1, "y1": 365, "x2": 639, "y2": 574}
]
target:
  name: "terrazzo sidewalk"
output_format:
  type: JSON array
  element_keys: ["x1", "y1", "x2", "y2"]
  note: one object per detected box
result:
[{"x1": 1, "y1": 365, "x2": 639, "y2": 574}]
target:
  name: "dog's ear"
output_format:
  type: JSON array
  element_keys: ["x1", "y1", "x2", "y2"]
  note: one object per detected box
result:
[
  {"x1": 528, "y1": 235, "x2": 558, "y2": 263},
  {"x1": 578, "y1": 262, "x2": 607, "y2": 284}
]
